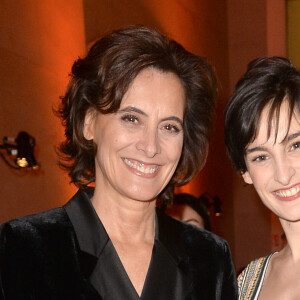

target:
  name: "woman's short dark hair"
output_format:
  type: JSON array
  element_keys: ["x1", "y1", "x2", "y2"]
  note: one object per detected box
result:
[
  {"x1": 225, "y1": 56, "x2": 300, "y2": 173},
  {"x1": 57, "y1": 25, "x2": 217, "y2": 205}
]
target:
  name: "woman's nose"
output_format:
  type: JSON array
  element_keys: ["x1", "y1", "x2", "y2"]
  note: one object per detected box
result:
[
  {"x1": 136, "y1": 128, "x2": 161, "y2": 158},
  {"x1": 274, "y1": 158, "x2": 296, "y2": 186}
]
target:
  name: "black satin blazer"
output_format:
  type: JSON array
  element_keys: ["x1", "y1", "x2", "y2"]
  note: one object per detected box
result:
[{"x1": 0, "y1": 189, "x2": 238, "y2": 299}]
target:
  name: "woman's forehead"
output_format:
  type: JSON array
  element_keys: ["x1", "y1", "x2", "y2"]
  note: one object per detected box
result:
[{"x1": 254, "y1": 101, "x2": 300, "y2": 144}]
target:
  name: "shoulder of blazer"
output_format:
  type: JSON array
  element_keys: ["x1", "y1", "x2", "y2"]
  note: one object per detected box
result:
[
  {"x1": 156, "y1": 208, "x2": 229, "y2": 255},
  {"x1": 156, "y1": 209, "x2": 237, "y2": 299},
  {"x1": 2, "y1": 206, "x2": 70, "y2": 228},
  {"x1": 0, "y1": 206, "x2": 82, "y2": 270},
  {"x1": 0, "y1": 207, "x2": 102, "y2": 299},
  {"x1": 0, "y1": 207, "x2": 75, "y2": 249},
  {"x1": 156, "y1": 209, "x2": 231, "y2": 274},
  {"x1": 0, "y1": 207, "x2": 79, "y2": 270}
]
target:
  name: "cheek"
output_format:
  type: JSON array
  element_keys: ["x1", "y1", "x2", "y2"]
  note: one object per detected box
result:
[
  {"x1": 100, "y1": 126, "x2": 128, "y2": 147},
  {"x1": 248, "y1": 171, "x2": 262, "y2": 187},
  {"x1": 165, "y1": 138, "x2": 183, "y2": 161},
  {"x1": 246, "y1": 162, "x2": 270, "y2": 186},
  {"x1": 250, "y1": 171, "x2": 270, "y2": 192},
  {"x1": 292, "y1": 157, "x2": 300, "y2": 169},
  {"x1": 176, "y1": 138, "x2": 184, "y2": 156}
]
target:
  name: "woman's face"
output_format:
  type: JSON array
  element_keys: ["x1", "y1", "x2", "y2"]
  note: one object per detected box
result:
[
  {"x1": 242, "y1": 101, "x2": 300, "y2": 222},
  {"x1": 84, "y1": 68, "x2": 185, "y2": 202}
]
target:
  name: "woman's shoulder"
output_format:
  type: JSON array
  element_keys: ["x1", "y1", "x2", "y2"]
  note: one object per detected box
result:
[
  {"x1": 0, "y1": 206, "x2": 71, "y2": 241},
  {"x1": 0, "y1": 206, "x2": 77, "y2": 267},
  {"x1": 237, "y1": 252, "x2": 276, "y2": 298},
  {"x1": 238, "y1": 252, "x2": 276, "y2": 280},
  {"x1": 157, "y1": 209, "x2": 230, "y2": 254},
  {"x1": 180, "y1": 221, "x2": 231, "y2": 258},
  {"x1": 185, "y1": 222, "x2": 226, "y2": 244}
]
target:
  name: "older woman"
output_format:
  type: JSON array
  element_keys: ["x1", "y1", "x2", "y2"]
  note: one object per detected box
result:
[
  {"x1": 225, "y1": 56, "x2": 300, "y2": 299},
  {"x1": 0, "y1": 25, "x2": 237, "y2": 299}
]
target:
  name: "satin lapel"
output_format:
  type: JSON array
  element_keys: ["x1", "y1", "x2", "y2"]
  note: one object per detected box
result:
[
  {"x1": 155, "y1": 209, "x2": 193, "y2": 299},
  {"x1": 63, "y1": 220, "x2": 102, "y2": 299},
  {"x1": 63, "y1": 190, "x2": 104, "y2": 299},
  {"x1": 78, "y1": 250, "x2": 98, "y2": 279},
  {"x1": 77, "y1": 250, "x2": 103, "y2": 299},
  {"x1": 141, "y1": 240, "x2": 192, "y2": 300}
]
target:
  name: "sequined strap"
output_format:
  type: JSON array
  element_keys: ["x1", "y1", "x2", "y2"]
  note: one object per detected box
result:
[{"x1": 237, "y1": 253, "x2": 276, "y2": 300}]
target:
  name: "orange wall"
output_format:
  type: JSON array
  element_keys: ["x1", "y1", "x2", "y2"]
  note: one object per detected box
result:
[
  {"x1": 227, "y1": 0, "x2": 286, "y2": 270},
  {"x1": 287, "y1": 0, "x2": 300, "y2": 68},
  {"x1": 0, "y1": 0, "x2": 288, "y2": 271},
  {"x1": 0, "y1": 0, "x2": 235, "y2": 257},
  {"x1": 0, "y1": 1, "x2": 231, "y2": 235},
  {"x1": 0, "y1": 1, "x2": 85, "y2": 222}
]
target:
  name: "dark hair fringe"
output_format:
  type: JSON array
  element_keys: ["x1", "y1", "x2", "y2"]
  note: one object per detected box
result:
[{"x1": 225, "y1": 56, "x2": 300, "y2": 173}]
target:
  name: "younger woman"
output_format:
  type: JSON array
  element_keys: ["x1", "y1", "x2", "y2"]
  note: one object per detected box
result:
[{"x1": 225, "y1": 56, "x2": 300, "y2": 300}]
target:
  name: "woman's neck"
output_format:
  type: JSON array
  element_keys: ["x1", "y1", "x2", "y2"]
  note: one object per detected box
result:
[
  {"x1": 91, "y1": 186, "x2": 157, "y2": 243},
  {"x1": 280, "y1": 218, "x2": 300, "y2": 262}
]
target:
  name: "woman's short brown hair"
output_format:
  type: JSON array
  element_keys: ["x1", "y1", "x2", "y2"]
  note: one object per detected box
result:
[{"x1": 57, "y1": 25, "x2": 217, "y2": 205}]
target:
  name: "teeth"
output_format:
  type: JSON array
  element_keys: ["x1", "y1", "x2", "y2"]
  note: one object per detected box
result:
[
  {"x1": 275, "y1": 186, "x2": 300, "y2": 197},
  {"x1": 123, "y1": 158, "x2": 158, "y2": 174}
]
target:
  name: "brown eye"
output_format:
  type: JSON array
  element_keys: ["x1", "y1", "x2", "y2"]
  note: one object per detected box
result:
[
  {"x1": 291, "y1": 142, "x2": 300, "y2": 150},
  {"x1": 121, "y1": 114, "x2": 138, "y2": 123},
  {"x1": 252, "y1": 155, "x2": 267, "y2": 162},
  {"x1": 163, "y1": 124, "x2": 180, "y2": 133}
]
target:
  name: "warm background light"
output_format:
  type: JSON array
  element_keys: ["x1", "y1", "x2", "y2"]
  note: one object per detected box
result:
[{"x1": 0, "y1": 0, "x2": 289, "y2": 272}]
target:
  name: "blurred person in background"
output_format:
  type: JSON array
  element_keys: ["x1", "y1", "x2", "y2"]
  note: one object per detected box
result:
[{"x1": 165, "y1": 193, "x2": 211, "y2": 231}]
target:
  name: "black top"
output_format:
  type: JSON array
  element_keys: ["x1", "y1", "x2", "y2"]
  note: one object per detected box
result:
[
  {"x1": 64, "y1": 189, "x2": 188, "y2": 299},
  {"x1": 0, "y1": 189, "x2": 238, "y2": 299}
]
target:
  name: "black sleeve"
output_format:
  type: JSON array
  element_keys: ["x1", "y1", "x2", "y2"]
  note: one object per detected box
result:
[
  {"x1": 220, "y1": 241, "x2": 238, "y2": 300},
  {"x1": 0, "y1": 222, "x2": 35, "y2": 300}
]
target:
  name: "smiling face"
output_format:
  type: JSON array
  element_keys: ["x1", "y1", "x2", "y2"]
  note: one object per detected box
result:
[
  {"x1": 242, "y1": 100, "x2": 300, "y2": 222},
  {"x1": 84, "y1": 68, "x2": 185, "y2": 203}
]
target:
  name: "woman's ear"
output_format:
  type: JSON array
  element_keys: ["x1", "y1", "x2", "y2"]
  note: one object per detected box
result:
[
  {"x1": 242, "y1": 171, "x2": 253, "y2": 185},
  {"x1": 83, "y1": 109, "x2": 96, "y2": 140}
]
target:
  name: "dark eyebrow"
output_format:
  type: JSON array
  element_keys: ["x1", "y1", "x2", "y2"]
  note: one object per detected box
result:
[
  {"x1": 246, "y1": 146, "x2": 267, "y2": 155},
  {"x1": 161, "y1": 116, "x2": 183, "y2": 127},
  {"x1": 286, "y1": 131, "x2": 300, "y2": 142},
  {"x1": 117, "y1": 106, "x2": 147, "y2": 116},
  {"x1": 246, "y1": 131, "x2": 300, "y2": 155},
  {"x1": 117, "y1": 106, "x2": 183, "y2": 126}
]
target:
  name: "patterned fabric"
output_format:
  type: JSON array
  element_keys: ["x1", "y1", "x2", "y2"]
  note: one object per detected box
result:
[{"x1": 237, "y1": 252, "x2": 277, "y2": 300}]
